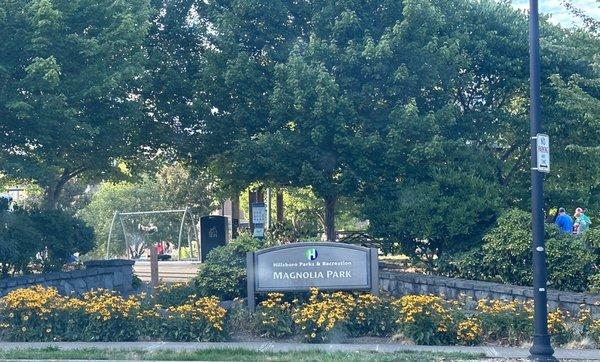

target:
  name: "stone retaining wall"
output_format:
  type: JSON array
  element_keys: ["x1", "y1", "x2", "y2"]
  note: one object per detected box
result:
[
  {"x1": 379, "y1": 265, "x2": 600, "y2": 316},
  {"x1": 0, "y1": 259, "x2": 134, "y2": 297}
]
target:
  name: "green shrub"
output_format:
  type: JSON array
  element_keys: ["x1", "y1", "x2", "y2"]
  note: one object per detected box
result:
[
  {"x1": 153, "y1": 282, "x2": 195, "y2": 308},
  {"x1": 582, "y1": 228, "x2": 600, "y2": 265},
  {"x1": 391, "y1": 295, "x2": 457, "y2": 345},
  {"x1": 589, "y1": 273, "x2": 600, "y2": 294},
  {"x1": 546, "y1": 229, "x2": 594, "y2": 292},
  {"x1": 165, "y1": 297, "x2": 228, "y2": 341},
  {"x1": 480, "y1": 209, "x2": 535, "y2": 285},
  {"x1": 0, "y1": 209, "x2": 95, "y2": 276},
  {"x1": 30, "y1": 210, "x2": 95, "y2": 272},
  {"x1": 253, "y1": 293, "x2": 294, "y2": 339},
  {"x1": 193, "y1": 234, "x2": 263, "y2": 300},
  {"x1": 456, "y1": 209, "x2": 595, "y2": 292},
  {"x1": 0, "y1": 285, "x2": 86, "y2": 341},
  {"x1": 437, "y1": 248, "x2": 485, "y2": 280},
  {"x1": 0, "y1": 210, "x2": 42, "y2": 277},
  {"x1": 475, "y1": 299, "x2": 532, "y2": 346},
  {"x1": 81, "y1": 290, "x2": 140, "y2": 342},
  {"x1": 346, "y1": 294, "x2": 395, "y2": 337},
  {"x1": 292, "y1": 289, "x2": 355, "y2": 343},
  {"x1": 547, "y1": 309, "x2": 573, "y2": 346}
]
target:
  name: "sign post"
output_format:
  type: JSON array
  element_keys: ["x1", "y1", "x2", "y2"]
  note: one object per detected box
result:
[
  {"x1": 528, "y1": 1, "x2": 555, "y2": 360},
  {"x1": 246, "y1": 242, "x2": 379, "y2": 311}
]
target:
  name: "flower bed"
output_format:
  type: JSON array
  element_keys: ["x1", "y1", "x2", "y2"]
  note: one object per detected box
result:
[
  {"x1": 1, "y1": 285, "x2": 599, "y2": 347},
  {"x1": 0, "y1": 285, "x2": 226, "y2": 342},
  {"x1": 250, "y1": 289, "x2": 600, "y2": 346}
]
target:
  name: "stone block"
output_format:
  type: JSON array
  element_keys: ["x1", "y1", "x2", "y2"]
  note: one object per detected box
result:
[
  {"x1": 454, "y1": 281, "x2": 475, "y2": 290},
  {"x1": 562, "y1": 293, "x2": 584, "y2": 304},
  {"x1": 74, "y1": 278, "x2": 86, "y2": 291},
  {"x1": 474, "y1": 290, "x2": 491, "y2": 300},
  {"x1": 522, "y1": 289, "x2": 534, "y2": 298},
  {"x1": 62, "y1": 282, "x2": 74, "y2": 296},
  {"x1": 104, "y1": 276, "x2": 114, "y2": 290},
  {"x1": 45, "y1": 273, "x2": 61, "y2": 281},
  {"x1": 85, "y1": 259, "x2": 134, "y2": 268},
  {"x1": 113, "y1": 271, "x2": 124, "y2": 286},
  {"x1": 584, "y1": 296, "x2": 600, "y2": 305}
]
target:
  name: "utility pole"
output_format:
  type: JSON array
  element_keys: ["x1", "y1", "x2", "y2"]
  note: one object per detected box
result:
[{"x1": 528, "y1": 1, "x2": 555, "y2": 360}]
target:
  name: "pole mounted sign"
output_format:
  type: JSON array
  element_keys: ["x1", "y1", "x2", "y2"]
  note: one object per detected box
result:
[
  {"x1": 251, "y1": 202, "x2": 266, "y2": 238},
  {"x1": 535, "y1": 133, "x2": 550, "y2": 173},
  {"x1": 246, "y1": 242, "x2": 379, "y2": 311}
]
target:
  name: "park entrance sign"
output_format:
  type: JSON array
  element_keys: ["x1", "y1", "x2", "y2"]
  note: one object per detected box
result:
[{"x1": 246, "y1": 242, "x2": 379, "y2": 310}]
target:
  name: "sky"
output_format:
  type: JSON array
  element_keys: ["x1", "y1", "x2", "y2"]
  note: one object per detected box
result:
[{"x1": 511, "y1": 0, "x2": 600, "y2": 27}]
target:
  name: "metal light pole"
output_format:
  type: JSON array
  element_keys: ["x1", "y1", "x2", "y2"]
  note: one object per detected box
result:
[{"x1": 528, "y1": 0, "x2": 556, "y2": 360}]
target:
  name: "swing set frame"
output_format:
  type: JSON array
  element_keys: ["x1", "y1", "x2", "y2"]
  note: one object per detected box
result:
[{"x1": 105, "y1": 207, "x2": 200, "y2": 261}]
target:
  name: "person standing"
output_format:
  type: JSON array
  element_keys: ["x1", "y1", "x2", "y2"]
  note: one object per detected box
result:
[
  {"x1": 574, "y1": 207, "x2": 591, "y2": 235},
  {"x1": 555, "y1": 207, "x2": 573, "y2": 234}
]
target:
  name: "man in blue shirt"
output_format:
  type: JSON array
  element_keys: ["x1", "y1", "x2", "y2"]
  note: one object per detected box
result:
[{"x1": 555, "y1": 208, "x2": 573, "y2": 234}]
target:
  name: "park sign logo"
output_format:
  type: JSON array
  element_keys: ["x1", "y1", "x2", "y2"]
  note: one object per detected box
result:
[
  {"x1": 246, "y1": 242, "x2": 379, "y2": 311},
  {"x1": 305, "y1": 248, "x2": 318, "y2": 261}
]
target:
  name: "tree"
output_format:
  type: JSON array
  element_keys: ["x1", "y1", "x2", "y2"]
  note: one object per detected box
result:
[
  {"x1": 544, "y1": 26, "x2": 600, "y2": 215},
  {"x1": 0, "y1": 0, "x2": 151, "y2": 209},
  {"x1": 357, "y1": 0, "x2": 600, "y2": 264},
  {"x1": 140, "y1": 0, "x2": 206, "y2": 152},
  {"x1": 192, "y1": 0, "x2": 417, "y2": 240}
]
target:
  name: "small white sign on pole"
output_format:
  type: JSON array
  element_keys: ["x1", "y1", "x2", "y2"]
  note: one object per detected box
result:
[
  {"x1": 536, "y1": 133, "x2": 550, "y2": 173},
  {"x1": 252, "y1": 202, "x2": 266, "y2": 238}
]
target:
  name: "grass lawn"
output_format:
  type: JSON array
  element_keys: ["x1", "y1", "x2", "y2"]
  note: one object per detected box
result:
[{"x1": 0, "y1": 347, "x2": 487, "y2": 361}]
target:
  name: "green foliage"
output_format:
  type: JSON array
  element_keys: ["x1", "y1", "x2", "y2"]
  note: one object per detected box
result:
[
  {"x1": 392, "y1": 295, "x2": 457, "y2": 345},
  {"x1": 0, "y1": 0, "x2": 152, "y2": 208},
  {"x1": 0, "y1": 210, "x2": 42, "y2": 277},
  {"x1": 0, "y1": 286, "x2": 228, "y2": 342},
  {"x1": 475, "y1": 299, "x2": 533, "y2": 346},
  {"x1": 161, "y1": 297, "x2": 228, "y2": 342},
  {"x1": 265, "y1": 222, "x2": 301, "y2": 245},
  {"x1": 582, "y1": 228, "x2": 600, "y2": 266},
  {"x1": 30, "y1": 210, "x2": 95, "y2": 272},
  {"x1": 346, "y1": 294, "x2": 396, "y2": 338},
  {"x1": 252, "y1": 293, "x2": 294, "y2": 339},
  {"x1": 0, "y1": 209, "x2": 94, "y2": 276},
  {"x1": 589, "y1": 273, "x2": 600, "y2": 295},
  {"x1": 447, "y1": 209, "x2": 595, "y2": 292},
  {"x1": 193, "y1": 234, "x2": 263, "y2": 300},
  {"x1": 152, "y1": 282, "x2": 195, "y2": 308}
]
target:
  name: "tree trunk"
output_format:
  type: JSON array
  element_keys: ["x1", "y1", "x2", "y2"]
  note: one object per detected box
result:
[
  {"x1": 324, "y1": 196, "x2": 336, "y2": 242},
  {"x1": 43, "y1": 167, "x2": 86, "y2": 210},
  {"x1": 44, "y1": 180, "x2": 67, "y2": 210},
  {"x1": 231, "y1": 195, "x2": 240, "y2": 239},
  {"x1": 276, "y1": 191, "x2": 284, "y2": 223}
]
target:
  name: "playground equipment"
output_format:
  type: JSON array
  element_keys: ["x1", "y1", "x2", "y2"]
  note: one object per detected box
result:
[{"x1": 105, "y1": 207, "x2": 200, "y2": 261}]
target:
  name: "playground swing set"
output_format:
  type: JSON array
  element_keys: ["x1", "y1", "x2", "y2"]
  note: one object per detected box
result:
[{"x1": 105, "y1": 207, "x2": 201, "y2": 261}]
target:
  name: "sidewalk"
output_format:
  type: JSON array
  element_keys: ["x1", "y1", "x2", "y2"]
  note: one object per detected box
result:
[{"x1": 0, "y1": 341, "x2": 598, "y2": 360}]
